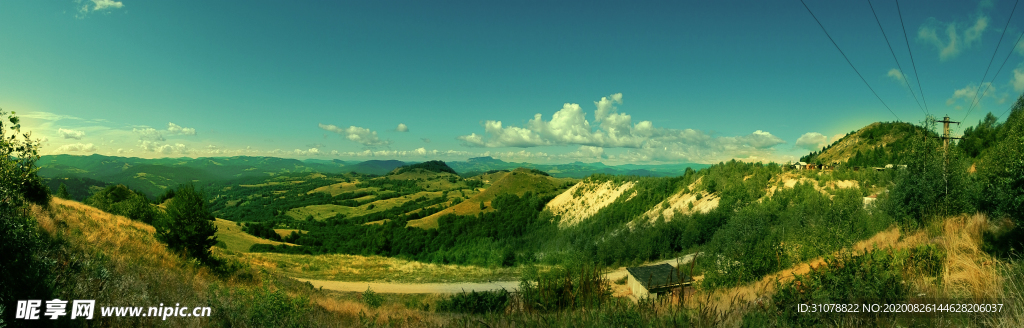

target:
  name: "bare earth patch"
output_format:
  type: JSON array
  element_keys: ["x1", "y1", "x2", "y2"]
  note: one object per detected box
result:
[{"x1": 546, "y1": 180, "x2": 636, "y2": 228}]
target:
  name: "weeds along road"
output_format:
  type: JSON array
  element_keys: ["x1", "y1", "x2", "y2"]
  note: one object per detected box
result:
[{"x1": 294, "y1": 253, "x2": 699, "y2": 294}]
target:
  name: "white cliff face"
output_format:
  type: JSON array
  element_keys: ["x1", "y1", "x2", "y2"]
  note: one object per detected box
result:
[
  {"x1": 545, "y1": 180, "x2": 636, "y2": 228},
  {"x1": 642, "y1": 178, "x2": 719, "y2": 222}
]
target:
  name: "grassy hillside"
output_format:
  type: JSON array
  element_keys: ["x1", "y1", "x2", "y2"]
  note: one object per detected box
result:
[
  {"x1": 406, "y1": 168, "x2": 574, "y2": 229},
  {"x1": 801, "y1": 121, "x2": 929, "y2": 165},
  {"x1": 214, "y1": 218, "x2": 294, "y2": 252}
]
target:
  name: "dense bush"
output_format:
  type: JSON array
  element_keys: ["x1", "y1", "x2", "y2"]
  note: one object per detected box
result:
[
  {"x1": 244, "y1": 221, "x2": 283, "y2": 242},
  {"x1": 436, "y1": 289, "x2": 510, "y2": 314},
  {"x1": 764, "y1": 245, "x2": 943, "y2": 326},
  {"x1": 880, "y1": 118, "x2": 977, "y2": 229},
  {"x1": 86, "y1": 184, "x2": 160, "y2": 224}
]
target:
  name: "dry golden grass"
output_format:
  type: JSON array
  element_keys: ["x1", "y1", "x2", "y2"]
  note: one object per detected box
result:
[
  {"x1": 222, "y1": 251, "x2": 525, "y2": 283},
  {"x1": 941, "y1": 214, "x2": 1003, "y2": 300},
  {"x1": 38, "y1": 198, "x2": 186, "y2": 274}
]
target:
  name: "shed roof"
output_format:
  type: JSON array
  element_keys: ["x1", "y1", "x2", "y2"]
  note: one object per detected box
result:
[{"x1": 626, "y1": 263, "x2": 691, "y2": 290}]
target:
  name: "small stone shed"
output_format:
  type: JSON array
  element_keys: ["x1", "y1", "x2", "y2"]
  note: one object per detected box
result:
[{"x1": 626, "y1": 263, "x2": 692, "y2": 300}]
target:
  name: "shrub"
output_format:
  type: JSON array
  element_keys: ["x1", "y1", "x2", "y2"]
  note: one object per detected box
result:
[
  {"x1": 436, "y1": 289, "x2": 509, "y2": 314},
  {"x1": 362, "y1": 287, "x2": 384, "y2": 309},
  {"x1": 767, "y1": 245, "x2": 943, "y2": 326}
]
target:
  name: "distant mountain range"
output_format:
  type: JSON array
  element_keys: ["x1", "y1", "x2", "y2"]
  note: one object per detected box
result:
[{"x1": 37, "y1": 154, "x2": 708, "y2": 199}]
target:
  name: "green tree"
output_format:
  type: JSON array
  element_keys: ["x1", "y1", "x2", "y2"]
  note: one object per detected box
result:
[
  {"x1": 57, "y1": 182, "x2": 70, "y2": 199},
  {"x1": 0, "y1": 110, "x2": 54, "y2": 322},
  {"x1": 156, "y1": 183, "x2": 218, "y2": 262},
  {"x1": 881, "y1": 117, "x2": 975, "y2": 228}
]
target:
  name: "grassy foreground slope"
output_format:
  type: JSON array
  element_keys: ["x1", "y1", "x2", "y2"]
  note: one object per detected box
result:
[{"x1": 22, "y1": 198, "x2": 442, "y2": 327}]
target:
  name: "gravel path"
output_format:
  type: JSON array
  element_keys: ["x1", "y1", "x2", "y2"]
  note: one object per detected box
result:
[{"x1": 294, "y1": 278, "x2": 520, "y2": 294}]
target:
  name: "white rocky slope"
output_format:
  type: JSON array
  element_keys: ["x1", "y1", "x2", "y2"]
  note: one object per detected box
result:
[
  {"x1": 643, "y1": 177, "x2": 719, "y2": 222},
  {"x1": 545, "y1": 180, "x2": 636, "y2": 228}
]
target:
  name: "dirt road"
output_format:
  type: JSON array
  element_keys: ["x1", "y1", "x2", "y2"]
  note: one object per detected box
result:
[
  {"x1": 296, "y1": 253, "x2": 700, "y2": 294},
  {"x1": 295, "y1": 278, "x2": 521, "y2": 294}
]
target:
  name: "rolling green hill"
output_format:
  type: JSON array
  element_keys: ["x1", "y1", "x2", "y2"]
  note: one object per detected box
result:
[
  {"x1": 800, "y1": 121, "x2": 932, "y2": 166},
  {"x1": 406, "y1": 168, "x2": 575, "y2": 229}
]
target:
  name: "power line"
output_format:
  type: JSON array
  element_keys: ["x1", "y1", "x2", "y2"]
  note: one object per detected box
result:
[
  {"x1": 800, "y1": 0, "x2": 901, "y2": 122},
  {"x1": 896, "y1": 0, "x2": 928, "y2": 114},
  {"x1": 961, "y1": 0, "x2": 1019, "y2": 124},
  {"x1": 868, "y1": 0, "x2": 926, "y2": 116}
]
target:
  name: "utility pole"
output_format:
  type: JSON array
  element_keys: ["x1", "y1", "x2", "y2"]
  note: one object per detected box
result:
[{"x1": 936, "y1": 115, "x2": 962, "y2": 149}]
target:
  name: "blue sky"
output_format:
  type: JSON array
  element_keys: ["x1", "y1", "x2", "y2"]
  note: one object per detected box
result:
[{"x1": 3, "y1": 0, "x2": 1023, "y2": 164}]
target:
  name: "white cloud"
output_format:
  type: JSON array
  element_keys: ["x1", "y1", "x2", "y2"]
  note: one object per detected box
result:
[
  {"x1": 318, "y1": 123, "x2": 390, "y2": 147},
  {"x1": 1013, "y1": 67, "x2": 1024, "y2": 93},
  {"x1": 567, "y1": 146, "x2": 606, "y2": 159},
  {"x1": 795, "y1": 132, "x2": 829, "y2": 151},
  {"x1": 594, "y1": 93, "x2": 623, "y2": 122},
  {"x1": 918, "y1": 14, "x2": 988, "y2": 61},
  {"x1": 457, "y1": 133, "x2": 486, "y2": 147},
  {"x1": 456, "y1": 93, "x2": 787, "y2": 163},
  {"x1": 92, "y1": 0, "x2": 124, "y2": 10},
  {"x1": 19, "y1": 112, "x2": 81, "y2": 121},
  {"x1": 740, "y1": 130, "x2": 786, "y2": 149},
  {"x1": 139, "y1": 141, "x2": 190, "y2": 154},
  {"x1": 887, "y1": 68, "x2": 906, "y2": 83},
  {"x1": 396, "y1": 123, "x2": 409, "y2": 132},
  {"x1": 57, "y1": 128, "x2": 85, "y2": 140},
  {"x1": 133, "y1": 127, "x2": 165, "y2": 141},
  {"x1": 77, "y1": 0, "x2": 124, "y2": 18},
  {"x1": 945, "y1": 82, "x2": 1004, "y2": 106},
  {"x1": 167, "y1": 122, "x2": 197, "y2": 135},
  {"x1": 53, "y1": 143, "x2": 96, "y2": 153}
]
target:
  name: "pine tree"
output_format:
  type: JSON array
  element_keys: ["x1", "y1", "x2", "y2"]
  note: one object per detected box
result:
[
  {"x1": 57, "y1": 182, "x2": 70, "y2": 199},
  {"x1": 156, "y1": 184, "x2": 217, "y2": 263}
]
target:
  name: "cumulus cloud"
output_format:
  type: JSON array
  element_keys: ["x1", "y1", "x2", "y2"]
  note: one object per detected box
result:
[
  {"x1": 54, "y1": 143, "x2": 97, "y2": 153},
  {"x1": 396, "y1": 123, "x2": 409, "y2": 132},
  {"x1": 133, "y1": 127, "x2": 165, "y2": 141},
  {"x1": 457, "y1": 133, "x2": 487, "y2": 147},
  {"x1": 167, "y1": 122, "x2": 196, "y2": 135},
  {"x1": 294, "y1": 148, "x2": 323, "y2": 156},
  {"x1": 318, "y1": 124, "x2": 390, "y2": 147},
  {"x1": 456, "y1": 93, "x2": 786, "y2": 162},
  {"x1": 567, "y1": 146, "x2": 606, "y2": 159},
  {"x1": 739, "y1": 130, "x2": 787, "y2": 149},
  {"x1": 795, "y1": 132, "x2": 829, "y2": 151},
  {"x1": 139, "y1": 141, "x2": 190, "y2": 154},
  {"x1": 918, "y1": 14, "x2": 988, "y2": 61},
  {"x1": 57, "y1": 128, "x2": 85, "y2": 140}
]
